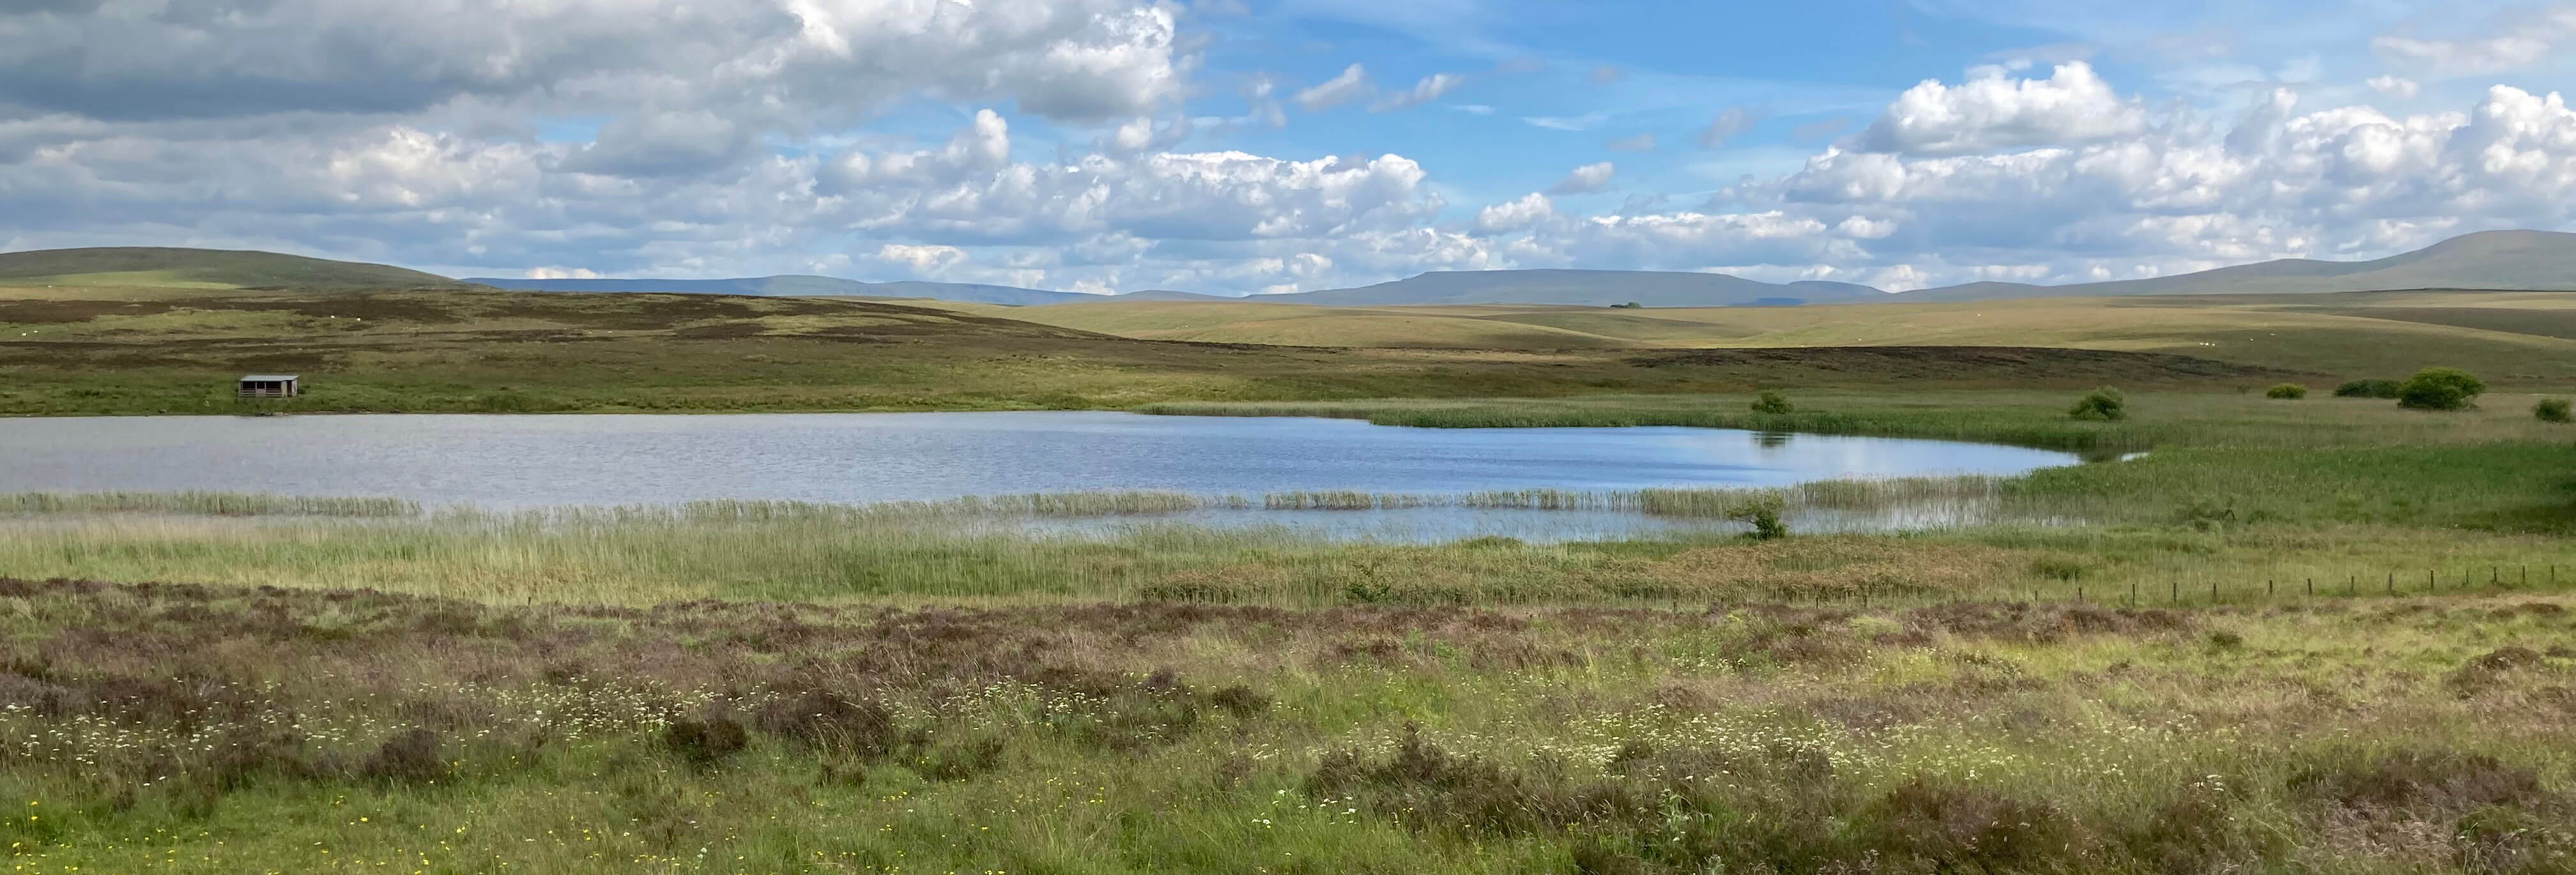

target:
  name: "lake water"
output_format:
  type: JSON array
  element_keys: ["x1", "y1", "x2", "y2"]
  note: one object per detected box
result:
[{"x1": 0, "y1": 412, "x2": 2080, "y2": 537}]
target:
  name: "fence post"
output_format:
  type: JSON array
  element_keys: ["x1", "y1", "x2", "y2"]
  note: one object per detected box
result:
[
  {"x1": 2388, "y1": 572, "x2": 2395, "y2": 596},
  {"x1": 2267, "y1": 579, "x2": 2275, "y2": 598},
  {"x1": 2211, "y1": 579, "x2": 2219, "y2": 604},
  {"x1": 2171, "y1": 580, "x2": 2179, "y2": 604},
  {"x1": 2306, "y1": 578, "x2": 2313, "y2": 597}
]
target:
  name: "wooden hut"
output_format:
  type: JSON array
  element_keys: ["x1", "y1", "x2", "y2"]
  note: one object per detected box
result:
[{"x1": 237, "y1": 374, "x2": 300, "y2": 399}]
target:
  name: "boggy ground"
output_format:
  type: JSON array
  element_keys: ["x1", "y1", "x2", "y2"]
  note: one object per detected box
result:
[{"x1": 2, "y1": 577, "x2": 2570, "y2": 874}]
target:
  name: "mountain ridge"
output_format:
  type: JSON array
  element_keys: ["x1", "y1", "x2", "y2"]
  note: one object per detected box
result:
[
  {"x1": 0, "y1": 247, "x2": 468, "y2": 289},
  {"x1": 15, "y1": 229, "x2": 2576, "y2": 306}
]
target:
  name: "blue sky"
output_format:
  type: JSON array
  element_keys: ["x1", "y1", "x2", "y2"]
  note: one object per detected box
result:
[{"x1": 3, "y1": 0, "x2": 2574, "y2": 293}]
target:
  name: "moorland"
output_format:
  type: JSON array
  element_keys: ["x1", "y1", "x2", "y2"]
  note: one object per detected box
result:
[{"x1": 0, "y1": 248, "x2": 2572, "y2": 873}]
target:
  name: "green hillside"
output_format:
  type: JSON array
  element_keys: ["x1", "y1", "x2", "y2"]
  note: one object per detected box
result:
[{"x1": 0, "y1": 247, "x2": 467, "y2": 290}]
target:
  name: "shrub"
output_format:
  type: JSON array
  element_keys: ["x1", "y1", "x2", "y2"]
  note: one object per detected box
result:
[
  {"x1": 2264, "y1": 383, "x2": 2308, "y2": 400},
  {"x1": 1609, "y1": 301, "x2": 1643, "y2": 308},
  {"x1": 1866, "y1": 780, "x2": 2080, "y2": 871},
  {"x1": 2334, "y1": 379, "x2": 2402, "y2": 399},
  {"x1": 661, "y1": 716, "x2": 749, "y2": 768},
  {"x1": 2397, "y1": 367, "x2": 2487, "y2": 411},
  {"x1": 358, "y1": 728, "x2": 447, "y2": 785},
  {"x1": 1728, "y1": 498, "x2": 1788, "y2": 540},
  {"x1": 753, "y1": 690, "x2": 898, "y2": 755},
  {"x1": 1749, "y1": 390, "x2": 1794, "y2": 415},
  {"x1": 2536, "y1": 397, "x2": 2572, "y2": 423},
  {"x1": 2069, "y1": 387, "x2": 2127, "y2": 421}
]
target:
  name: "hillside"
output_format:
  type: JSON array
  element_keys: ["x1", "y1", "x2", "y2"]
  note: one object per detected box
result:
[
  {"x1": 0, "y1": 285, "x2": 2298, "y2": 416},
  {"x1": 0, "y1": 247, "x2": 467, "y2": 290},
  {"x1": 1271, "y1": 270, "x2": 1881, "y2": 307},
  {"x1": 1000, "y1": 290, "x2": 2576, "y2": 384},
  {"x1": 1906, "y1": 230, "x2": 2576, "y2": 300},
  {"x1": 465, "y1": 274, "x2": 1102, "y2": 305},
  {"x1": 15, "y1": 228, "x2": 2576, "y2": 309}
]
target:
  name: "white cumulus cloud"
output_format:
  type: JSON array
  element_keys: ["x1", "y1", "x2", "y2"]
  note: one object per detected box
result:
[{"x1": 1858, "y1": 62, "x2": 2149, "y2": 156}]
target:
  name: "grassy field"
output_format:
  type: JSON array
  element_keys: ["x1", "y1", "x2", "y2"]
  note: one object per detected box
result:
[
  {"x1": 0, "y1": 247, "x2": 468, "y2": 290},
  {"x1": 981, "y1": 290, "x2": 2576, "y2": 384},
  {"x1": 0, "y1": 287, "x2": 2303, "y2": 416},
  {"x1": 7, "y1": 274, "x2": 2576, "y2": 871},
  {"x1": 0, "y1": 579, "x2": 2569, "y2": 874}
]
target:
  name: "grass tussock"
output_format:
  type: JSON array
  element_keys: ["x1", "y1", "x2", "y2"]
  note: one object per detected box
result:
[{"x1": 0, "y1": 578, "x2": 2566, "y2": 872}]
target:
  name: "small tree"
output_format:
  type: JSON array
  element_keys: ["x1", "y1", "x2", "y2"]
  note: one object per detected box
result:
[
  {"x1": 2334, "y1": 379, "x2": 2402, "y2": 399},
  {"x1": 2265, "y1": 383, "x2": 2308, "y2": 400},
  {"x1": 1609, "y1": 301, "x2": 1643, "y2": 308},
  {"x1": 1728, "y1": 498, "x2": 1788, "y2": 540},
  {"x1": 1750, "y1": 390, "x2": 1794, "y2": 415},
  {"x1": 2396, "y1": 367, "x2": 2487, "y2": 411},
  {"x1": 2537, "y1": 397, "x2": 2573, "y2": 423},
  {"x1": 2069, "y1": 387, "x2": 2126, "y2": 422}
]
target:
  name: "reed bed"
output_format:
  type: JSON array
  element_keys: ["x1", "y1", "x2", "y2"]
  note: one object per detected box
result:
[{"x1": 0, "y1": 490, "x2": 420, "y2": 517}]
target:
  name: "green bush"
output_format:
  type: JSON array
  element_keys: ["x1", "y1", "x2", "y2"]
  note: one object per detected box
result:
[
  {"x1": 2396, "y1": 367, "x2": 2486, "y2": 411},
  {"x1": 1727, "y1": 498, "x2": 1788, "y2": 540},
  {"x1": 2334, "y1": 379, "x2": 2402, "y2": 399},
  {"x1": 2536, "y1": 397, "x2": 2573, "y2": 423},
  {"x1": 1749, "y1": 390, "x2": 1794, "y2": 415},
  {"x1": 2069, "y1": 387, "x2": 2126, "y2": 422},
  {"x1": 2265, "y1": 383, "x2": 2308, "y2": 400}
]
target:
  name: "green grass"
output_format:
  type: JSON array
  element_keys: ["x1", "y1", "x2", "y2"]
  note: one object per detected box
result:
[
  {"x1": 0, "y1": 247, "x2": 464, "y2": 289},
  {"x1": 0, "y1": 289, "x2": 2304, "y2": 416},
  {"x1": 1004, "y1": 291, "x2": 2576, "y2": 384},
  {"x1": 8, "y1": 283, "x2": 2576, "y2": 870},
  {"x1": 1, "y1": 579, "x2": 2570, "y2": 874}
]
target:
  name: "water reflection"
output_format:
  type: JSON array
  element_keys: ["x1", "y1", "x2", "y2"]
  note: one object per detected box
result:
[{"x1": 0, "y1": 412, "x2": 2084, "y2": 524}]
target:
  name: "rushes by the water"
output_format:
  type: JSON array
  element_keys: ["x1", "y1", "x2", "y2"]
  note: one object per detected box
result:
[
  {"x1": 665, "y1": 491, "x2": 1219, "y2": 521},
  {"x1": 0, "y1": 480, "x2": 2005, "y2": 523},
  {"x1": 1263, "y1": 491, "x2": 1433, "y2": 510},
  {"x1": 0, "y1": 490, "x2": 420, "y2": 517}
]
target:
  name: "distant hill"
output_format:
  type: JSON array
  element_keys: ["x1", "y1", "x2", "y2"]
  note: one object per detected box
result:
[
  {"x1": 1905, "y1": 230, "x2": 2576, "y2": 301},
  {"x1": 465, "y1": 275, "x2": 1105, "y2": 305},
  {"x1": 1105, "y1": 289, "x2": 1247, "y2": 302},
  {"x1": 0, "y1": 247, "x2": 466, "y2": 289},
  {"x1": 19, "y1": 228, "x2": 2576, "y2": 307},
  {"x1": 1266, "y1": 270, "x2": 1883, "y2": 307}
]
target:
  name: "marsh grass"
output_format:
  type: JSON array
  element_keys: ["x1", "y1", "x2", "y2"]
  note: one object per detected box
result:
[
  {"x1": 1, "y1": 578, "x2": 2569, "y2": 874},
  {"x1": 0, "y1": 491, "x2": 420, "y2": 517}
]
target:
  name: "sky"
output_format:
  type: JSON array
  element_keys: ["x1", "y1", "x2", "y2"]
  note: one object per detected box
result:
[{"x1": 4, "y1": 1, "x2": 2576, "y2": 294}]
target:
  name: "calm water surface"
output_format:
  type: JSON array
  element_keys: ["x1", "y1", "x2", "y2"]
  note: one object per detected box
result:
[{"x1": 0, "y1": 412, "x2": 2076, "y2": 512}]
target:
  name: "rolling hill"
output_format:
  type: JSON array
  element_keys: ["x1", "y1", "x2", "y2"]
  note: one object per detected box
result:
[
  {"x1": 0, "y1": 247, "x2": 467, "y2": 290},
  {"x1": 464, "y1": 274, "x2": 1105, "y2": 305},
  {"x1": 1905, "y1": 230, "x2": 2576, "y2": 301},
  {"x1": 14, "y1": 228, "x2": 2576, "y2": 308},
  {"x1": 1261, "y1": 270, "x2": 1882, "y2": 307},
  {"x1": 995, "y1": 290, "x2": 2576, "y2": 384}
]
